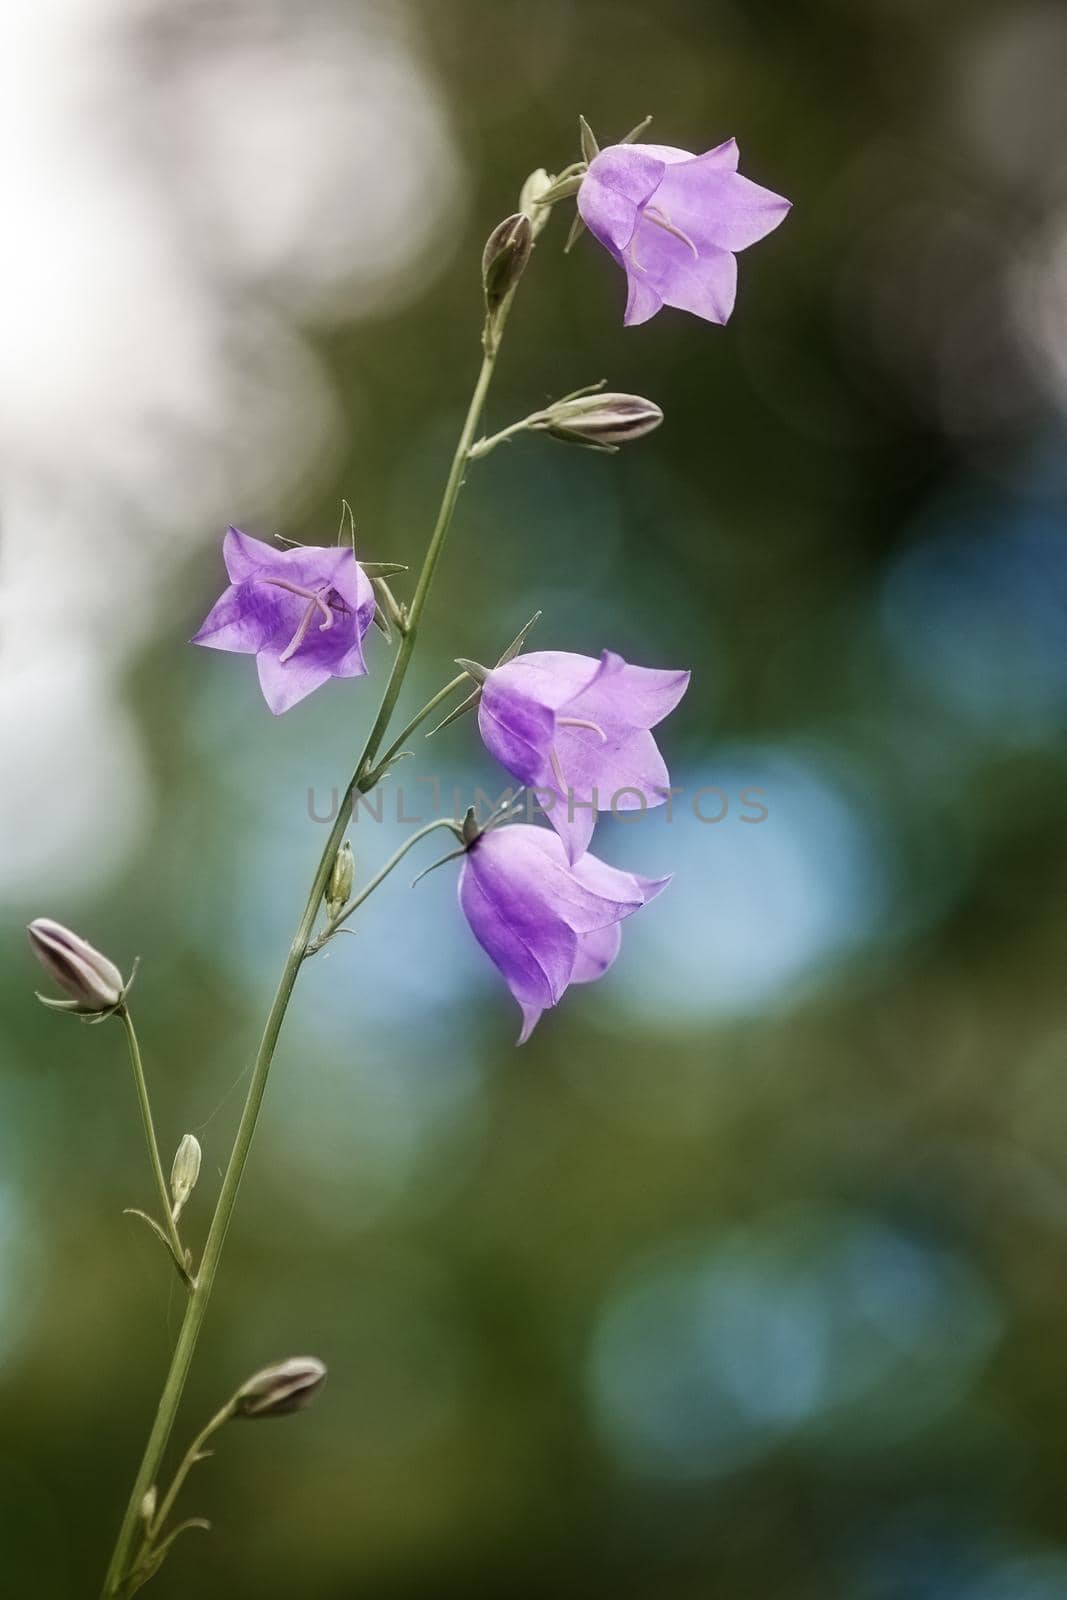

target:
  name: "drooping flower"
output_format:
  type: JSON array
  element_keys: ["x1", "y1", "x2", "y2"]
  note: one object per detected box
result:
[
  {"x1": 28, "y1": 917, "x2": 126, "y2": 1014},
  {"x1": 576, "y1": 139, "x2": 790, "y2": 326},
  {"x1": 192, "y1": 528, "x2": 376, "y2": 714},
  {"x1": 458, "y1": 823, "x2": 669, "y2": 1042},
  {"x1": 478, "y1": 650, "x2": 690, "y2": 862}
]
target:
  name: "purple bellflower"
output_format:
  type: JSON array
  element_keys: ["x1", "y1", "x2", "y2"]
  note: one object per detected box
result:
[
  {"x1": 192, "y1": 528, "x2": 376, "y2": 714},
  {"x1": 459, "y1": 823, "x2": 669, "y2": 1042},
  {"x1": 478, "y1": 650, "x2": 690, "y2": 863},
  {"x1": 577, "y1": 139, "x2": 790, "y2": 327}
]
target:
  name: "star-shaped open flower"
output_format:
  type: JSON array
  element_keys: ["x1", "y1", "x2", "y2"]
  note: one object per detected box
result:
[
  {"x1": 577, "y1": 138, "x2": 790, "y2": 326},
  {"x1": 192, "y1": 529, "x2": 376, "y2": 713},
  {"x1": 459, "y1": 823, "x2": 669, "y2": 1042},
  {"x1": 477, "y1": 649, "x2": 690, "y2": 862}
]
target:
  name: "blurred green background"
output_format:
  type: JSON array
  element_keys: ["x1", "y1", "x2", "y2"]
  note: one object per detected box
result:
[{"x1": 4, "y1": 0, "x2": 1067, "y2": 1595}]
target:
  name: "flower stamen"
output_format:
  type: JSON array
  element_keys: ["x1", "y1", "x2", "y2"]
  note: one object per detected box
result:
[
  {"x1": 548, "y1": 746, "x2": 568, "y2": 793},
  {"x1": 557, "y1": 716, "x2": 608, "y2": 742},
  {"x1": 262, "y1": 577, "x2": 336, "y2": 663},
  {"x1": 642, "y1": 204, "x2": 699, "y2": 260}
]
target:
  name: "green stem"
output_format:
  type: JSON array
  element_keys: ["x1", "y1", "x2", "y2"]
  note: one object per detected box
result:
[
  {"x1": 364, "y1": 671, "x2": 473, "y2": 784},
  {"x1": 117, "y1": 1007, "x2": 185, "y2": 1272},
  {"x1": 468, "y1": 416, "x2": 535, "y2": 460},
  {"x1": 100, "y1": 265, "x2": 522, "y2": 1600},
  {"x1": 140, "y1": 1399, "x2": 234, "y2": 1563},
  {"x1": 308, "y1": 817, "x2": 461, "y2": 954}
]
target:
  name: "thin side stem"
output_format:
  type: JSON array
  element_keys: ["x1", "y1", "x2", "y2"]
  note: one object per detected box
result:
[
  {"x1": 100, "y1": 254, "x2": 525, "y2": 1599},
  {"x1": 469, "y1": 416, "x2": 535, "y2": 459},
  {"x1": 117, "y1": 1007, "x2": 185, "y2": 1272},
  {"x1": 307, "y1": 816, "x2": 461, "y2": 954},
  {"x1": 364, "y1": 671, "x2": 473, "y2": 783},
  {"x1": 143, "y1": 1400, "x2": 234, "y2": 1556}
]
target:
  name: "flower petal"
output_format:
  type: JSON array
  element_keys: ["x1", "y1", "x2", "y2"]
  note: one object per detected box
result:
[
  {"x1": 570, "y1": 849, "x2": 671, "y2": 911},
  {"x1": 489, "y1": 652, "x2": 602, "y2": 709},
  {"x1": 567, "y1": 651, "x2": 690, "y2": 734},
  {"x1": 570, "y1": 922, "x2": 622, "y2": 985},
  {"x1": 223, "y1": 526, "x2": 278, "y2": 583},
  {"x1": 654, "y1": 161, "x2": 791, "y2": 255},
  {"x1": 255, "y1": 649, "x2": 335, "y2": 715},
  {"x1": 623, "y1": 264, "x2": 665, "y2": 327},
  {"x1": 191, "y1": 583, "x2": 273, "y2": 654},
  {"x1": 459, "y1": 843, "x2": 576, "y2": 1019},
  {"x1": 658, "y1": 239, "x2": 738, "y2": 324},
  {"x1": 560, "y1": 725, "x2": 670, "y2": 804},
  {"x1": 546, "y1": 794, "x2": 597, "y2": 866},
  {"x1": 478, "y1": 653, "x2": 588, "y2": 782},
  {"x1": 641, "y1": 138, "x2": 738, "y2": 172},
  {"x1": 578, "y1": 146, "x2": 666, "y2": 253}
]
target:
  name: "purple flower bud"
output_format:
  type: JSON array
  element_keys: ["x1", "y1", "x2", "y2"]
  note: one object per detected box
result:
[
  {"x1": 459, "y1": 824, "x2": 669, "y2": 1042},
  {"x1": 28, "y1": 917, "x2": 125, "y2": 1014},
  {"x1": 531, "y1": 392, "x2": 663, "y2": 450},
  {"x1": 576, "y1": 136, "x2": 790, "y2": 326},
  {"x1": 233, "y1": 1357, "x2": 327, "y2": 1419},
  {"x1": 482, "y1": 212, "x2": 533, "y2": 315}
]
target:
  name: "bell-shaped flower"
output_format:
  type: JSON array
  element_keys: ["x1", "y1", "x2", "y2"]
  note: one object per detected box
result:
[
  {"x1": 577, "y1": 138, "x2": 790, "y2": 326},
  {"x1": 192, "y1": 528, "x2": 376, "y2": 713},
  {"x1": 459, "y1": 824, "x2": 669, "y2": 1042},
  {"x1": 478, "y1": 649, "x2": 690, "y2": 862}
]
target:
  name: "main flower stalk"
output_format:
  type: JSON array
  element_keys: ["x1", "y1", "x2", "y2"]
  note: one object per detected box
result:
[{"x1": 100, "y1": 251, "x2": 524, "y2": 1600}]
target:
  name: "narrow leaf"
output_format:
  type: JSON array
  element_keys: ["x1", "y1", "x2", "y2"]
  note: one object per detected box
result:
[
  {"x1": 497, "y1": 610, "x2": 542, "y2": 665},
  {"x1": 424, "y1": 688, "x2": 481, "y2": 738},
  {"x1": 563, "y1": 212, "x2": 587, "y2": 254},
  {"x1": 620, "y1": 113, "x2": 653, "y2": 144},
  {"x1": 578, "y1": 114, "x2": 600, "y2": 164}
]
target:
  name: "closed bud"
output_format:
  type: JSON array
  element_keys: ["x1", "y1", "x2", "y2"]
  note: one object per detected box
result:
[
  {"x1": 233, "y1": 1356, "x2": 327, "y2": 1419},
  {"x1": 140, "y1": 1486, "x2": 157, "y2": 1524},
  {"x1": 482, "y1": 212, "x2": 533, "y2": 315},
  {"x1": 326, "y1": 842, "x2": 354, "y2": 921},
  {"x1": 28, "y1": 917, "x2": 125, "y2": 1015},
  {"x1": 170, "y1": 1134, "x2": 202, "y2": 1220},
  {"x1": 531, "y1": 393, "x2": 664, "y2": 452},
  {"x1": 518, "y1": 167, "x2": 555, "y2": 241}
]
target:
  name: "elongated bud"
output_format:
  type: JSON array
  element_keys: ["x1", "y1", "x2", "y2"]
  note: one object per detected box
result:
[
  {"x1": 233, "y1": 1357, "x2": 327, "y2": 1419},
  {"x1": 531, "y1": 393, "x2": 664, "y2": 452},
  {"x1": 170, "y1": 1134, "x2": 202, "y2": 1221},
  {"x1": 482, "y1": 212, "x2": 533, "y2": 315},
  {"x1": 28, "y1": 917, "x2": 125, "y2": 1014},
  {"x1": 519, "y1": 168, "x2": 555, "y2": 240},
  {"x1": 326, "y1": 842, "x2": 354, "y2": 921},
  {"x1": 140, "y1": 1487, "x2": 157, "y2": 1524}
]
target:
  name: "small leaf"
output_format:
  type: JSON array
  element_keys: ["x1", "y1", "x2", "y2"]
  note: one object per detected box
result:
[
  {"x1": 578, "y1": 114, "x2": 600, "y2": 164},
  {"x1": 620, "y1": 113, "x2": 653, "y2": 144},
  {"x1": 454, "y1": 657, "x2": 489, "y2": 684},
  {"x1": 411, "y1": 846, "x2": 467, "y2": 889},
  {"x1": 563, "y1": 212, "x2": 587, "y2": 254},
  {"x1": 123, "y1": 1210, "x2": 190, "y2": 1286},
  {"x1": 497, "y1": 610, "x2": 542, "y2": 665},
  {"x1": 127, "y1": 1519, "x2": 211, "y2": 1595},
  {"x1": 424, "y1": 688, "x2": 481, "y2": 739},
  {"x1": 535, "y1": 172, "x2": 584, "y2": 205}
]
